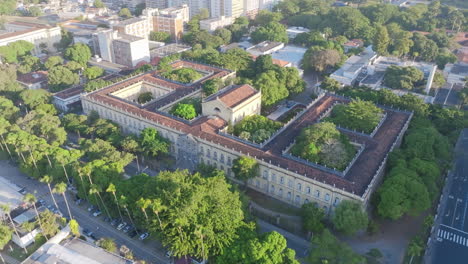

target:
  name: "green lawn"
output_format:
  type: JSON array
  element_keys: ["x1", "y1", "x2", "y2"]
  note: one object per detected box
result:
[{"x1": 9, "y1": 235, "x2": 46, "y2": 261}]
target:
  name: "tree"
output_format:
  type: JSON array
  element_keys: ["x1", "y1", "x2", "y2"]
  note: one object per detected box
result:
[
  {"x1": 134, "y1": 3, "x2": 146, "y2": 16},
  {"x1": 233, "y1": 114, "x2": 282, "y2": 143},
  {"x1": 202, "y1": 78, "x2": 222, "y2": 96},
  {"x1": 435, "y1": 51, "x2": 457, "y2": 69},
  {"x1": 0, "y1": 96, "x2": 20, "y2": 121},
  {"x1": 320, "y1": 76, "x2": 342, "y2": 92},
  {"x1": 54, "y1": 182, "x2": 73, "y2": 220},
  {"x1": 69, "y1": 219, "x2": 80, "y2": 236},
  {"x1": 44, "y1": 56, "x2": 64, "y2": 70},
  {"x1": 19, "y1": 89, "x2": 50, "y2": 110},
  {"x1": 18, "y1": 55, "x2": 42, "y2": 74},
  {"x1": 47, "y1": 66, "x2": 79, "y2": 92},
  {"x1": 149, "y1": 31, "x2": 171, "y2": 43},
  {"x1": 408, "y1": 237, "x2": 423, "y2": 263},
  {"x1": 99, "y1": 238, "x2": 117, "y2": 252},
  {"x1": 84, "y1": 79, "x2": 112, "y2": 92},
  {"x1": 119, "y1": 8, "x2": 132, "y2": 19},
  {"x1": 383, "y1": 66, "x2": 424, "y2": 90},
  {"x1": 83, "y1": 66, "x2": 104, "y2": 80},
  {"x1": 251, "y1": 22, "x2": 288, "y2": 44},
  {"x1": 373, "y1": 25, "x2": 390, "y2": 55},
  {"x1": 24, "y1": 193, "x2": 48, "y2": 239},
  {"x1": 170, "y1": 103, "x2": 197, "y2": 120},
  {"x1": 232, "y1": 156, "x2": 258, "y2": 183},
  {"x1": 162, "y1": 68, "x2": 203, "y2": 83},
  {"x1": 0, "y1": 205, "x2": 27, "y2": 253},
  {"x1": 64, "y1": 43, "x2": 92, "y2": 66},
  {"x1": 255, "y1": 10, "x2": 283, "y2": 26},
  {"x1": 136, "y1": 198, "x2": 151, "y2": 224},
  {"x1": 254, "y1": 70, "x2": 289, "y2": 107},
  {"x1": 150, "y1": 170, "x2": 244, "y2": 259},
  {"x1": 150, "y1": 199, "x2": 166, "y2": 231},
  {"x1": 308, "y1": 229, "x2": 365, "y2": 264},
  {"x1": 305, "y1": 49, "x2": 341, "y2": 72},
  {"x1": 214, "y1": 28, "x2": 232, "y2": 44},
  {"x1": 0, "y1": 40, "x2": 34, "y2": 63},
  {"x1": 40, "y1": 175, "x2": 60, "y2": 213},
  {"x1": 0, "y1": 0, "x2": 15, "y2": 15},
  {"x1": 274, "y1": 1, "x2": 300, "y2": 17},
  {"x1": 332, "y1": 200, "x2": 368, "y2": 235},
  {"x1": 411, "y1": 33, "x2": 439, "y2": 61},
  {"x1": 137, "y1": 92, "x2": 153, "y2": 104},
  {"x1": 94, "y1": 0, "x2": 105, "y2": 8},
  {"x1": 139, "y1": 128, "x2": 170, "y2": 157},
  {"x1": 106, "y1": 183, "x2": 125, "y2": 223},
  {"x1": 327, "y1": 99, "x2": 383, "y2": 134},
  {"x1": 0, "y1": 224, "x2": 13, "y2": 250},
  {"x1": 301, "y1": 203, "x2": 325, "y2": 234},
  {"x1": 28, "y1": 6, "x2": 43, "y2": 16}
]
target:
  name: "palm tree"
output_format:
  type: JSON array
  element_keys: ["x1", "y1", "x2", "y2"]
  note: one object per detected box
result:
[
  {"x1": 40, "y1": 175, "x2": 60, "y2": 212},
  {"x1": 136, "y1": 198, "x2": 151, "y2": 224},
  {"x1": 408, "y1": 239, "x2": 423, "y2": 264},
  {"x1": 120, "y1": 195, "x2": 139, "y2": 236},
  {"x1": 76, "y1": 167, "x2": 89, "y2": 201},
  {"x1": 0, "y1": 204, "x2": 27, "y2": 254},
  {"x1": 106, "y1": 183, "x2": 124, "y2": 222},
  {"x1": 151, "y1": 199, "x2": 166, "y2": 231},
  {"x1": 23, "y1": 193, "x2": 48, "y2": 239},
  {"x1": 89, "y1": 184, "x2": 111, "y2": 219},
  {"x1": 53, "y1": 182, "x2": 73, "y2": 220}
]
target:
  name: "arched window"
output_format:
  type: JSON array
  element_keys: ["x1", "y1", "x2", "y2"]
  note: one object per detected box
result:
[
  {"x1": 278, "y1": 188, "x2": 283, "y2": 197},
  {"x1": 270, "y1": 185, "x2": 275, "y2": 193},
  {"x1": 200, "y1": 146, "x2": 204, "y2": 155},
  {"x1": 213, "y1": 151, "x2": 218, "y2": 161},
  {"x1": 325, "y1": 193, "x2": 330, "y2": 201},
  {"x1": 220, "y1": 154, "x2": 225, "y2": 163},
  {"x1": 206, "y1": 149, "x2": 211, "y2": 158},
  {"x1": 315, "y1": 190, "x2": 320, "y2": 198},
  {"x1": 297, "y1": 183, "x2": 302, "y2": 191},
  {"x1": 263, "y1": 170, "x2": 268, "y2": 179},
  {"x1": 306, "y1": 186, "x2": 311, "y2": 194},
  {"x1": 295, "y1": 195, "x2": 301, "y2": 204},
  {"x1": 214, "y1": 107, "x2": 221, "y2": 113}
]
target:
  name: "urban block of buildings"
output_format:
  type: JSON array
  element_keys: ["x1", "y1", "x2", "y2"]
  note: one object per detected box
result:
[
  {"x1": 200, "y1": 16, "x2": 234, "y2": 32},
  {"x1": 81, "y1": 60, "x2": 412, "y2": 212},
  {"x1": 0, "y1": 21, "x2": 61, "y2": 55}
]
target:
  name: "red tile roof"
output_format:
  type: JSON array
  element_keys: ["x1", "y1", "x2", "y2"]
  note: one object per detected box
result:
[
  {"x1": 84, "y1": 61, "x2": 411, "y2": 197},
  {"x1": 17, "y1": 71, "x2": 48, "y2": 84},
  {"x1": 214, "y1": 84, "x2": 259, "y2": 108}
]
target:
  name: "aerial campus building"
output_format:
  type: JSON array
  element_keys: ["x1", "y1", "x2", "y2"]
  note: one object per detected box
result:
[{"x1": 81, "y1": 61, "x2": 412, "y2": 213}]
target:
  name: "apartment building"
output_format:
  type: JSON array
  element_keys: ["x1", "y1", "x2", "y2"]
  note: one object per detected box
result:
[
  {"x1": 113, "y1": 17, "x2": 151, "y2": 39},
  {"x1": 149, "y1": 5, "x2": 189, "y2": 40},
  {"x1": 0, "y1": 21, "x2": 61, "y2": 55},
  {"x1": 199, "y1": 15, "x2": 234, "y2": 32},
  {"x1": 113, "y1": 34, "x2": 151, "y2": 67}
]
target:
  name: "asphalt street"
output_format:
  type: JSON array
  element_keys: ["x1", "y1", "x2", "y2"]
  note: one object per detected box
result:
[
  {"x1": 429, "y1": 129, "x2": 468, "y2": 264},
  {"x1": 0, "y1": 159, "x2": 170, "y2": 264}
]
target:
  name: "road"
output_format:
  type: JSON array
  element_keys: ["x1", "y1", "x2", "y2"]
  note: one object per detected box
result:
[
  {"x1": 427, "y1": 129, "x2": 468, "y2": 264},
  {"x1": 0, "y1": 159, "x2": 170, "y2": 264}
]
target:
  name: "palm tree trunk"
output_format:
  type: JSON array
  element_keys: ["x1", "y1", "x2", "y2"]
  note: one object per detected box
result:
[
  {"x1": 155, "y1": 211, "x2": 164, "y2": 231},
  {"x1": 45, "y1": 153, "x2": 52, "y2": 168},
  {"x1": 28, "y1": 148, "x2": 38, "y2": 169},
  {"x1": 77, "y1": 174, "x2": 89, "y2": 201},
  {"x1": 1, "y1": 135, "x2": 11, "y2": 157},
  {"x1": 62, "y1": 192, "x2": 73, "y2": 220},
  {"x1": 124, "y1": 207, "x2": 139, "y2": 236},
  {"x1": 142, "y1": 209, "x2": 149, "y2": 223},
  {"x1": 61, "y1": 164, "x2": 71, "y2": 184},
  {"x1": 32, "y1": 204, "x2": 48, "y2": 240},
  {"x1": 112, "y1": 193, "x2": 125, "y2": 223},
  {"x1": 47, "y1": 184, "x2": 60, "y2": 212},
  {"x1": 7, "y1": 213, "x2": 28, "y2": 254},
  {"x1": 96, "y1": 192, "x2": 111, "y2": 219}
]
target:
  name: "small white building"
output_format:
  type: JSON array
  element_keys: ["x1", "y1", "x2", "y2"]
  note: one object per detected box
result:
[
  {"x1": 202, "y1": 84, "x2": 261, "y2": 125},
  {"x1": 246, "y1": 41, "x2": 284, "y2": 56},
  {"x1": 199, "y1": 16, "x2": 234, "y2": 32},
  {"x1": 17, "y1": 71, "x2": 48, "y2": 90},
  {"x1": 286, "y1": 27, "x2": 310, "y2": 39},
  {"x1": 330, "y1": 46, "x2": 378, "y2": 86},
  {"x1": 53, "y1": 86, "x2": 85, "y2": 112}
]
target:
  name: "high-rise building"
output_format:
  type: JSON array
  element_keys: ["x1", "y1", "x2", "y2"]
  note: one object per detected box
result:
[
  {"x1": 146, "y1": 0, "x2": 168, "y2": 8},
  {"x1": 112, "y1": 17, "x2": 152, "y2": 39},
  {"x1": 113, "y1": 35, "x2": 150, "y2": 67}
]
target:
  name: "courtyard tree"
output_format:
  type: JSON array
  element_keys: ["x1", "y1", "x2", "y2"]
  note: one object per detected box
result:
[
  {"x1": 232, "y1": 156, "x2": 259, "y2": 184},
  {"x1": 83, "y1": 66, "x2": 104, "y2": 80},
  {"x1": 202, "y1": 78, "x2": 222, "y2": 96},
  {"x1": 327, "y1": 99, "x2": 383, "y2": 134},
  {"x1": 331, "y1": 200, "x2": 368, "y2": 235},
  {"x1": 170, "y1": 103, "x2": 197, "y2": 120}
]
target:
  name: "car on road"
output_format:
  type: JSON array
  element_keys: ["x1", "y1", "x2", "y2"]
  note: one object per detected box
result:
[
  {"x1": 47, "y1": 205, "x2": 54, "y2": 211},
  {"x1": 38, "y1": 199, "x2": 46, "y2": 206},
  {"x1": 139, "y1": 232, "x2": 149, "y2": 240},
  {"x1": 117, "y1": 222, "x2": 127, "y2": 231},
  {"x1": 87, "y1": 205, "x2": 95, "y2": 212},
  {"x1": 83, "y1": 229, "x2": 93, "y2": 237},
  {"x1": 19, "y1": 188, "x2": 27, "y2": 195},
  {"x1": 93, "y1": 210, "x2": 102, "y2": 217}
]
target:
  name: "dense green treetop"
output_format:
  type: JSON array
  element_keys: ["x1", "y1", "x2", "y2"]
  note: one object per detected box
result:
[
  {"x1": 308, "y1": 229, "x2": 365, "y2": 264},
  {"x1": 161, "y1": 68, "x2": 203, "y2": 83},
  {"x1": 83, "y1": 66, "x2": 104, "y2": 80},
  {"x1": 0, "y1": 40, "x2": 34, "y2": 63},
  {"x1": 44, "y1": 56, "x2": 64, "y2": 70},
  {"x1": 332, "y1": 200, "x2": 368, "y2": 235},
  {"x1": 65, "y1": 43, "x2": 92, "y2": 66},
  {"x1": 383, "y1": 66, "x2": 424, "y2": 90},
  {"x1": 327, "y1": 99, "x2": 383, "y2": 134},
  {"x1": 232, "y1": 115, "x2": 282, "y2": 143},
  {"x1": 231, "y1": 156, "x2": 259, "y2": 182},
  {"x1": 251, "y1": 22, "x2": 288, "y2": 44},
  {"x1": 47, "y1": 66, "x2": 80, "y2": 92},
  {"x1": 149, "y1": 31, "x2": 171, "y2": 43},
  {"x1": 301, "y1": 203, "x2": 325, "y2": 234},
  {"x1": 170, "y1": 103, "x2": 197, "y2": 120},
  {"x1": 118, "y1": 8, "x2": 132, "y2": 18}
]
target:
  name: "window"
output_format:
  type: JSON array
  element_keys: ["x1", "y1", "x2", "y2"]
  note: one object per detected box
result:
[
  {"x1": 278, "y1": 188, "x2": 283, "y2": 197},
  {"x1": 304, "y1": 199, "x2": 310, "y2": 204},
  {"x1": 315, "y1": 190, "x2": 320, "y2": 198},
  {"x1": 228, "y1": 169, "x2": 232, "y2": 177},
  {"x1": 271, "y1": 173, "x2": 276, "y2": 183},
  {"x1": 220, "y1": 165, "x2": 224, "y2": 171},
  {"x1": 213, "y1": 151, "x2": 217, "y2": 161},
  {"x1": 287, "y1": 192, "x2": 292, "y2": 200},
  {"x1": 214, "y1": 107, "x2": 221, "y2": 113},
  {"x1": 334, "y1": 197, "x2": 340, "y2": 206},
  {"x1": 280, "y1": 176, "x2": 284, "y2": 184},
  {"x1": 295, "y1": 195, "x2": 301, "y2": 204},
  {"x1": 270, "y1": 185, "x2": 275, "y2": 193},
  {"x1": 256, "y1": 180, "x2": 260, "y2": 187},
  {"x1": 325, "y1": 193, "x2": 330, "y2": 201},
  {"x1": 200, "y1": 146, "x2": 204, "y2": 155},
  {"x1": 288, "y1": 179, "x2": 293, "y2": 188},
  {"x1": 297, "y1": 183, "x2": 302, "y2": 191},
  {"x1": 220, "y1": 154, "x2": 225, "y2": 164},
  {"x1": 263, "y1": 170, "x2": 268, "y2": 179},
  {"x1": 227, "y1": 157, "x2": 232, "y2": 165},
  {"x1": 206, "y1": 149, "x2": 211, "y2": 158},
  {"x1": 306, "y1": 186, "x2": 311, "y2": 194}
]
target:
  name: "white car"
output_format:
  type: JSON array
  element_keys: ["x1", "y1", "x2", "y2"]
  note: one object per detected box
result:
[
  {"x1": 93, "y1": 210, "x2": 102, "y2": 217},
  {"x1": 139, "y1": 232, "x2": 149, "y2": 240},
  {"x1": 117, "y1": 222, "x2": 127, "y2": 231}
]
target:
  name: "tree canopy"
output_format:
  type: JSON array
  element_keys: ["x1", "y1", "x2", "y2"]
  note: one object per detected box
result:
[
  {"x1": 251, "y1": 22, "x2": 288, "y2": 43},
  {"x1": 170, "y1": 103, "x2": 197, "y2": 120},
  {"x1": 47, "y1": 66, "x2": 80, "y2": 92},
  {"x1": 327, "y1": 99, "x2": 383, "y2": 134},
  {"x1": 64, "y1": 43, "x2": 92, "y2": 66},
  {"x1": 332, "y1": 200, "x2": 368, "y2": 235},
  {"x1": 232, "y1": 156, "x2": 259, "y2": 182},
  {"x1": 161, "y1": 68, "x2": 203, "y2": 83},
  {"x1": 233, "y1": 115, "x2": 282, "y2": 143},
  {"x1": 383, "y1": 66, "x2": 424, "y2": 90}
]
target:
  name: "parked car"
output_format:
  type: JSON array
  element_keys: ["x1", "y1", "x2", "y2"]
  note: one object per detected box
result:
[
  {"x1": 87, "y1": 205, "x2": 95, "y2": 212},
  {"x1": 123, "y1": 225, "x2": 133, "y2": 233},
  {"x1": 117, "y1": 222, "x2": 127, "y2": 231},
  {"x1": 19, "y1": 188, "x2": 26, "y2": 195},
  {"x1": 139, "y1": 232, "x2": 149, "y2": 240},
  {"x1": 83, "y1": 229, "x2": 93, "y2": 237},
  {"x1": 128, "y1": 230, "x2": 138, "y2": 238},
  {"x1": 93, "y1": 210, "x2": 102, "y2": 217},
  {"x1": 38, "y1": 199, "x2": 46, "y2": 206},
  {"x1": 110, "y1": 218, "x2": 119, "y2": 226}
]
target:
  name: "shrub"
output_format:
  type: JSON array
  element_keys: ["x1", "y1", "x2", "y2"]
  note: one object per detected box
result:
[{"x1": 233, "y1": 115, "x2": 282, "y2": 143}]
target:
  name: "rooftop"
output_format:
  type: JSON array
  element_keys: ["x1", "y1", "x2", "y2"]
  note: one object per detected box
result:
[
  {"x1": 0, "y1": 176, "x2": 24, "y2": 210},
  {"x1": 247, "y1": 41, "x2": 284, "y2": 53},
  {"x1": 205, "y1": 84, "x2": 259, "y2": 109},
  {"x1": 84, "y1": 61, "x2": 412, "y2": 197},
  {"x1": 17, "y1": 71, "x2": 48, "y2": 84},
  {"x1": 115, "y1": 17, "x2": 146, "y2": 26},
  {"x1": 150, "y1": 43, "x2": 192, "y2": 58}
]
